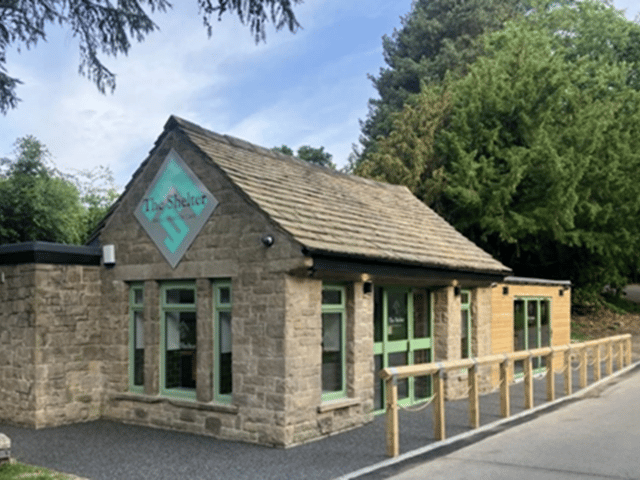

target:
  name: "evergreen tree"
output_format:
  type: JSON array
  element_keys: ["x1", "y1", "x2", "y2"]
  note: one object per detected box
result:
[
  {"x1": 356, "y1": 0, "x2": 535, "y2": 164},
  {"x1": 356, "y1": 1, "x2": 640, "y2": 298}
]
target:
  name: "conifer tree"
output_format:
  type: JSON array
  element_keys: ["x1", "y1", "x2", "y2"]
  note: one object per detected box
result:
[{"x1": 356, "y1": 1, "x2": 640, "y2": 297}]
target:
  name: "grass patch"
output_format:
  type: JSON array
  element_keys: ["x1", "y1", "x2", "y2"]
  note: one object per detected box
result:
[{"x1": 0, "y1": 462, "x2": 78, "y2": 480}]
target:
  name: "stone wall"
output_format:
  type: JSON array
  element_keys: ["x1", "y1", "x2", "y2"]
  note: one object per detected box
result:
[
  {"x1": 284, "y1": 278, "x2": 374, "y2": 446},
  {"x1": 33, "y1": 264, "x2": 103, "y2": 427},
  {"x1": 0, "y1": 263, "x2": 103, "y2": 428},
  {"x1": 99, "y1": 130, "x2": 310, "y2": 446},
  {"x1": 0, "y1": 264, "x2": 37, "y2": 426},
  {"x1": 433, "y1": 285, "x2": 495, "y2": 399}
]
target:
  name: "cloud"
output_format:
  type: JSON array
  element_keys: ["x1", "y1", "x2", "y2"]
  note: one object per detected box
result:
[{"x1": 0, "y1": 0, "x2": 413, "y2": 185}]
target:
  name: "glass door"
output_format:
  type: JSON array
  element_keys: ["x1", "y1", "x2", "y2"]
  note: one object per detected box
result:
[
  {"x1": 374, "y1": 286, "x2": 433, "y2": 412},
  {"x1": 513, "y1": 297, "x2": 551, "y2": 375}
]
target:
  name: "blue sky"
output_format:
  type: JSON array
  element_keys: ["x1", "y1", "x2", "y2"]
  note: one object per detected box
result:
[{"x1": 1, "y1": 0, "x2": 639, "y2": 187}]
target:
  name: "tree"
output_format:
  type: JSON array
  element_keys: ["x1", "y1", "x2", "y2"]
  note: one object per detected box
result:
[
  {"x1": 272, "y1": 144, "x2": 336, "y2": 169},
  {"x1": 0, "y1": 136, "x2": 85, "y2": 244},
  {"x1": 0, "y1": 0, "x2": 301, "y2": 114},
  {"x1": 356, "y1": 1, "x2": 640, "y2": 299},
  {"x1": 0, "y1": 135, "x2": 118, "y2": 244},
  {"x1": 355, "y1": 0, "x2": 535, "y2": 164}
]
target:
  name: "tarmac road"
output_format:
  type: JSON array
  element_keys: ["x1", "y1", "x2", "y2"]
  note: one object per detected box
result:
[{"x1": 381, "y1": 366, "x2": 640, "y2": 480}]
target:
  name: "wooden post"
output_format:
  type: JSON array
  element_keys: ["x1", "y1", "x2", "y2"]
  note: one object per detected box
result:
[
  {"x1": 500, "y1": 358, "x2": 510, "y2": 418},
  {"x1": 606, "y1": 341, "x2": 613, "y2": 376},
  {"x1": 593, "y1": 345, "x2": 601, "y2": 382},
  {"x1": 617, "y1": 342, "x2": 624, "y2": 370},
  {"x1": 627, "y1": 337, "x2": 633, "y2": 366},
  {"x1": 433, "y1": 369, "x2": 446, "y2": 441},
  {"x1": 564, "y1": 349, "x2": 572, "y2": 396},
  {"x1": 468, "y1": 364, "x2": 479, "y2": 429},
  {"x1": 580, "y1": 347, "x2": 588, "y2": 389},
  {"x1": 385, "y1": 376, "x2": 399, "y2": 458},
  {"x1": 545, "y1": 352, "x2": 555, "y2": 402},
  {"x1": 524, "y1": 356, "x2": 533, "y2": 410}
]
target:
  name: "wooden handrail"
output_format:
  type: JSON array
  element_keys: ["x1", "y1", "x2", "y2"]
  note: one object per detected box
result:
[{"x1": 382, "y1": 334, "x2": 632, "y2": 457}]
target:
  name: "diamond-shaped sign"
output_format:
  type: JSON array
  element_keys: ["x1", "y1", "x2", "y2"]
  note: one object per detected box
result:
[{"x1": 134, "y1": 149, "x2": 218, "y2": 268}]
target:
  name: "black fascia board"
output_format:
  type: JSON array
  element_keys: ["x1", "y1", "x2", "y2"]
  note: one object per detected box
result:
[
  {"x1": 306, "y1": 249, "x2": 510, "y2": 284},
  {"x1": 0, "y1": 241, "x2": 102, "y2": 266}
]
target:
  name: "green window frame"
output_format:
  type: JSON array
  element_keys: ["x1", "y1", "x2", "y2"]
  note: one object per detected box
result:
[
  {"x1": 321, "y1": 284, "x2": 347, "y2": 402},
  {"x1": 129, "y1": 283, "x2": 145, "y2": 393},
  {"x1": 214, "y1": 280, "x2": 232, "y2": 403},
  {"x1": 514, "y1": 297, "x2": 552, "y2": 372},
  {"x1": 461, "y1": 290, "x2": 472, "y2": 359},
  {"x1": 160, "y1": 281, "x2": 197, "y2": 400}
]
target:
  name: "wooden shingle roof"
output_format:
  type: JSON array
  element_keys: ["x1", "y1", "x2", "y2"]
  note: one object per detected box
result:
[{"x1": 170, "y1": 116, "x2": 510, "y2": 275}]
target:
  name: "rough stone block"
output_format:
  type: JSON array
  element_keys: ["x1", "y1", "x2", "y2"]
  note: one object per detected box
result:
[{"x1": 0, "y1": 433, "x2": 10, "y2": 464}]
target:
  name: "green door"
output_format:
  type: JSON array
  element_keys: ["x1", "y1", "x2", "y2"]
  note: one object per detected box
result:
[
  {"x1": 514, "y1": 297, "x2": 551, "y2": 374},
  {"x1": 373, "y1": 286, "x2": 433, "y2": 412}
]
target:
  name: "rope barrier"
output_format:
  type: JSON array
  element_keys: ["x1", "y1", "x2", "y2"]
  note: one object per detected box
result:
[{"x1": 398, "y1": 396, "x2": 435, "y2": 412}]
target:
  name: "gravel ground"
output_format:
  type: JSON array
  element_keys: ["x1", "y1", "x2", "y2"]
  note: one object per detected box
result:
[{"x1": 0, "y1": 366, "x2": 612, "y2": 480}]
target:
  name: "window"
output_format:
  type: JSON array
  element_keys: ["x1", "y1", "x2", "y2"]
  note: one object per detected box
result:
[
  {"x1": 214, "y1": 281, "x2": 232, "y2": 402},
  {"x1": 161, "y1": 282, "x2": 197, "y2": 399},
  {"x1": 461, "y1": 290, "x2": 471, "y2": 359},
  {"x1": 321, "y1": 284, "x2": 346, "y2": 401},
  {"x1": 129, "y1": 284, "x2": 144, "y2": 392},
  {"x1": 514, "y1": 297, "x2": 551, "y2": 372}
]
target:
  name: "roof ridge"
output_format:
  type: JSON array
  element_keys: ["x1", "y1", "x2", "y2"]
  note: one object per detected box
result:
[{"x1": 168, "y1": 115, "x2": 406, "y2": 191}]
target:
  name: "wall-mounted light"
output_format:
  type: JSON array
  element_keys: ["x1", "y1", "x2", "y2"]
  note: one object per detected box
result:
[
  {"x1": 503, "y1": 286, "x2": 509, "y2": 296},
  {"x1": 261, "y1": 234, "x2": 275, "y2": 247},
  {"x1": 363, "y1": 282, "x2": 372, "y2": 294},
  {"x1": 454, "y1": 286, "x2": 461, "y2": 296},
  {"x1": 103, "y1": 244, "x2": 116, "y2": 267}
]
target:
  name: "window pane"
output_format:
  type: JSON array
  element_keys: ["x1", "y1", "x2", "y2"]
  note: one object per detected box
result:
[
  {"x1": 374, "y1": 354, "x2": 383, "y2": 411},
  {"x1": 514, "y1": 300, "x2": 525, "y2": 351},
  {"x1": 219, "y1": 311, "x2": 232, "y2": 354},
  {"x1": 527, "y1": 301, "x2": 538, "y2": 350},
  {"x1": 218, "y1": 286, "x2": 231, "y2": 305},
  {"x1": 414, "y1": 349, "x2": 432, "y2": 400},
  {"x1": 322, "y1": 312, "x2": 342, "y2": 392},
  {"x1": 166, "y1": 288, "x2": 195, "y2": 305},
  {"x1": 461, "y1": 309, "x2": 469, "y2": 359},
  {"x1": 134, "y1": 288, "x2": 144, "y2": 305},
  {"x1": 541, "y1": 300, "x2": 551, "y2": 347},
  {"x1": 322, "y1": 288, "x2": 342, "y2": 305},
  {"x1": 387, "y1": 291, "x2": 408, "y2": 341},
  {"x1": 322, "y1": 313, "x2": 342, "y2": 352},
  {"x1": 165, "y1": 310, "x2": 196, "y2": 390},
  {"x1": 461, "y1": 291, "x2": 470, "y2": 305},
  {"x1": 374, "y1": 286, "x2": 383, "y2": 343},
  {"x1": 413, "y1": 288, "x2": 430, "y2": 339},
  {"x1": 134, "y1": 311, "x2": 144, "y2": 349},
  {"x1": 388, "y1": 351, "x2": 409, "y2": 400},
  {"x1": 133, "y1": 310, "x2": 144, "y2": 386},
  {"x1": 219, "y1": 310, "x2": 232, "y2": 395}
]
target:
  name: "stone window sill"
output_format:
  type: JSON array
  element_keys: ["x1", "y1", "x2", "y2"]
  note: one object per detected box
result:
[
  {"x1": 112, "y1": 393, "x2": 239, "y2": 414},
  {"x1": 317, "y1": 397, "x2": 360, "y2": 413}
]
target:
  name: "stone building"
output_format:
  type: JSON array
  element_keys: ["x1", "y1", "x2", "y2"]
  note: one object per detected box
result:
[{"x1": 0, "y1": 116, "x2": 569, "y2": 447}]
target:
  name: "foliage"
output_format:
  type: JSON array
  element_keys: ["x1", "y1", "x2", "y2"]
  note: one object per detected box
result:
[
  {"x1": 355, "y1": 0, "x2": 536, "y2": 164},
  {"x1": 0, "y1": 135, "x2": 118, "y2": 245},
  {"x1": 0, "y1": 461, "x2": 76, "y2": 480},
  {"x1": 356, "y1": 1, "x2": 640, "y2": 297},
  {"x1": 272, "y1": 144, "x2": 336, "y2": 169},
  {"x1": 0, "y1": 0, "x2": 301, "y2": 113}
]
